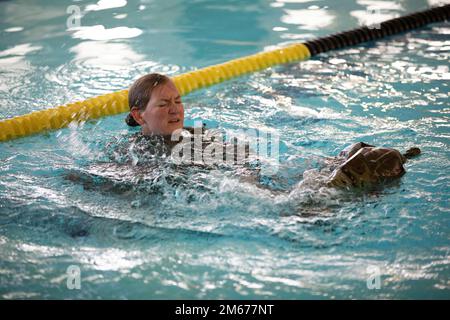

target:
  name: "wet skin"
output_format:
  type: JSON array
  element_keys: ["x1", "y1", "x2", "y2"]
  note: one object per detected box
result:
[{"x1": 130, "y1": 80, "x2": 185, "y2": 136}]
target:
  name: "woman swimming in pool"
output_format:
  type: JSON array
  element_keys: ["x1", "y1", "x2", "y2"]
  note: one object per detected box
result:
[
  {"x1": 121, "y1": 73, "x2": 421, "y2": 188},
  {"x1": 66, "y1": 72, "x2": 421, "y2": 208}
]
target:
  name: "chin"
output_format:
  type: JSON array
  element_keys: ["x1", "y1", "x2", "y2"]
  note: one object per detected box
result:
[{"x1": 171, "y1": 121, "x2": 184, "y2": 129}]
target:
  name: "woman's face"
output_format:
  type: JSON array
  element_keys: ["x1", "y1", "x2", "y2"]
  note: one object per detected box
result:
[{"x1": 133, "y1": 80, "x2": 184, "y2": 136}]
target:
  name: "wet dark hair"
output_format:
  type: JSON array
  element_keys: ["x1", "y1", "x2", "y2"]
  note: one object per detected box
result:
[{"x1": 125, "y1": 73, "x2": 170, "y2": 127}]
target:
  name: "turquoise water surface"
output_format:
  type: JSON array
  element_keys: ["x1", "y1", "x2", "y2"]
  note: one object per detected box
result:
[{"x1": 0, "y1": 0, "x2": 449, "y2": 299}]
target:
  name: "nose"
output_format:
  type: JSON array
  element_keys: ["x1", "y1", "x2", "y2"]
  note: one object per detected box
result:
[{"x1": 168, "y1": 101, "x2": 179, "y2": 114}]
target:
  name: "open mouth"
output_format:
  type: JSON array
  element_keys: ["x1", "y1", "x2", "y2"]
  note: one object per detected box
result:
[{"x1": 168, "y1": 119, "x2": 180, "y2": 124}]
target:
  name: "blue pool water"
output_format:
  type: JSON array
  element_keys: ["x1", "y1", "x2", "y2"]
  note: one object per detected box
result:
[{"x1": 0, "y1": 0, "x2": 449, "y2": 299}]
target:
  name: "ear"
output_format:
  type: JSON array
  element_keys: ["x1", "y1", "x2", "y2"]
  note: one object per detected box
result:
[{"x1": 130, "y1": 107, "x2": 145, "y2": 126}]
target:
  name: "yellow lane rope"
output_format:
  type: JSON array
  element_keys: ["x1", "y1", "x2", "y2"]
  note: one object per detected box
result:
[{"x1": 0, "y1": 43, "x2": 310, "y2": 142}]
